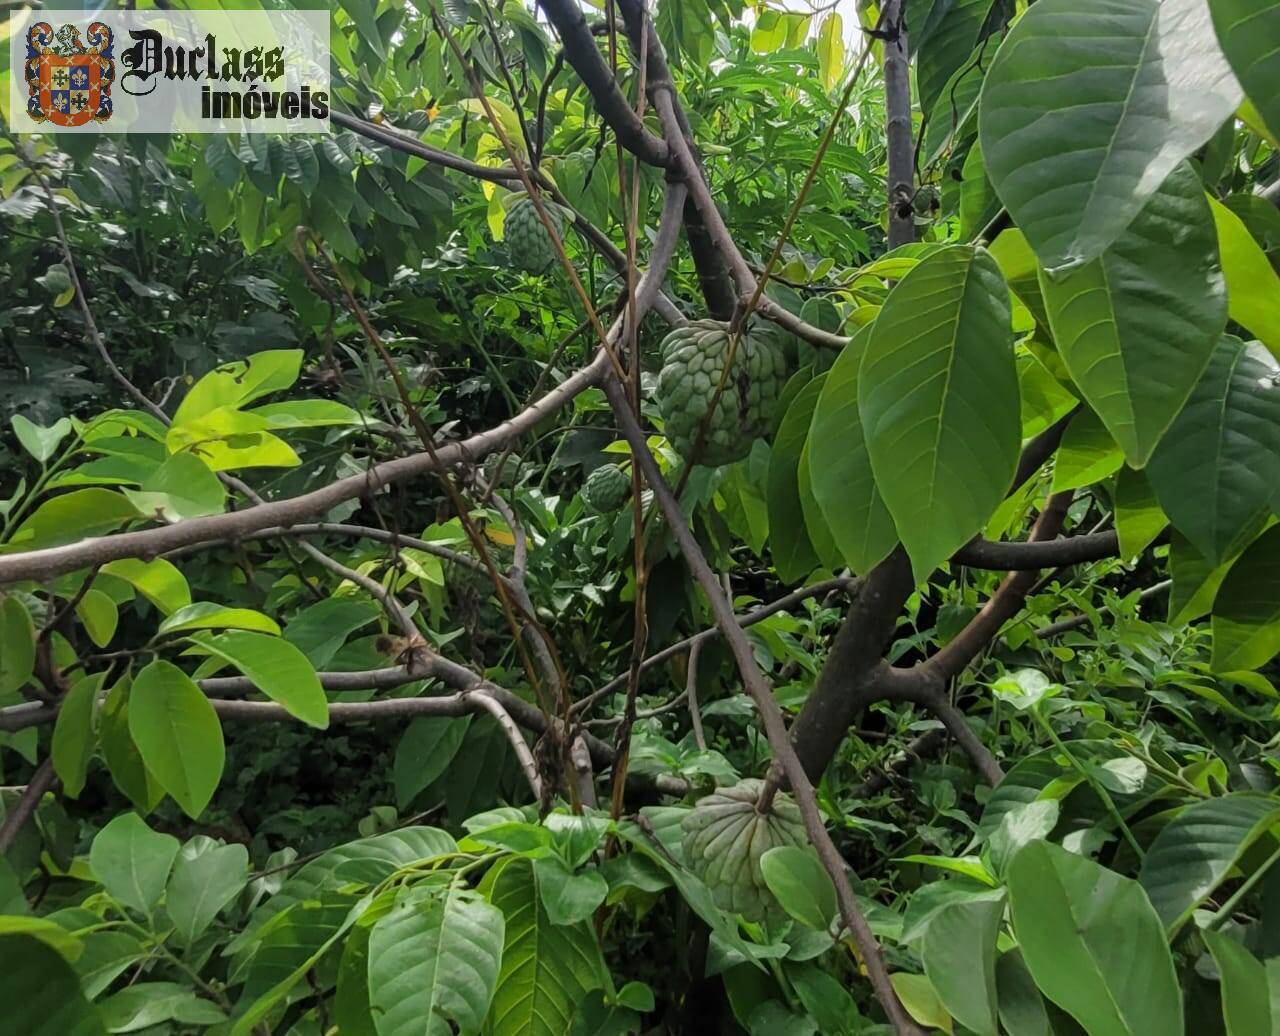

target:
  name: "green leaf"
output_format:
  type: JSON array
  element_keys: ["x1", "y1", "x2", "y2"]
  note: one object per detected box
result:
[
  {"x1": 759, "y1": 846, "x2": 837, "y2": 931},
  {"x1": 88, "y1": 813, "x2": 179, "y2": 917},
  {"x1": 165, "y1": 406, "x2": 301, "y2": 472},
  {"x1": 1052, "y1": 408, "x2": 1123, "y2": 493},
  {"x1": 277, "y1": 137, "x2": 319, "y2": 194},
  {"x1": 250, "y1": 399, "x2": 364, "y2": 428},
  {"x1": 1007, "y1": 840, "x2": 1183, "y2": 1036},
  {"x1": 1211, "y1": 525, "x2": 1280, "y2": 672},
  {"x1": 995, "y1": 950, "x2": 1051, "y2": 1036},
  {"x1": 52, "y1": 672, "x2": 106, "y2": 798},
  {"x1": 11, "y1": 414, "x2": 73, "y2": 463},
  {"x1": 1039, "y1": 163, "x2": 1227, "y2": 467},
  {"x1": 533, "y1": 855, "x2": 609, "y2": 926},
  {"x1": 74, "y1": 930, "x2": 146, "y2": 999},
  {"x1": 808, "y1": 326, "x2": 897, "y2": 574},
  {"x1": 1146, "y1": 337, "x2": 1280, "y2": 564},
  {"x1": 128, "y1": 659, "x2": 225, "y2": 818},
  {"x1": 1202, "y1": 930, "x2": 1272, "y2": 1036},
  {"x1": 98, "y1": 678, "x2": 164, "y2": 814},
  {"x1": 958, "y1": 139, "x2": 1001, "y2": 243},
  {"x1": 98, "y1": 982, "x2": 225, "y2": 1031},
  {"x1": 0, "y1": 595, "x2": 35, "y2": 695},
  {"x1": 815, "y1": 12, "x2": 844, "y2": 92},
  {"x1": 483, "y1": 857, "x2": 605, "y2": 1035},
  {"x1": 860, "y1": 245, "x2": 1018, "y2": 580},
  {"x1": 233, "y1": 827, "x2": 458, "y2": 949},
  {"x1": 767, "y1": 375, "x2": 827, "y2": 583},
  {"x1": 4, "y1": 489, "x2": 139, "y2": 551},
  {"x1": 795, "y1": 435, "x2": 842, "y2": 572},
  {"x1": 158, "y1": 602, "x2": 281, "y2": 637},
  {"x1": 918, "y1": 0, "x2": 998, "y2": 117},
  {"x1": 75, "y1": 589, "x2": 118, "y2": 648},
  {"x1": 980, "y1": 0, "x2": 1242, "y2": 271},
  {"x1": 1209, "y1": 195, "x2": 1280, "y2": 359},
  {"x1": 921, "y1": 894, "x2": 1004, "y2": 1036},
  {"x1": 165, "y1": 839, "x2": 250, "y2": 943},
  {"x1": 122, "y1": 453, "x2": 226, "y2": 522},
  {"x1": 394, "y1": 715, "x2": 471, "y2": 809},
  {"x1": 99, "y1": 558, "x2": 191, "y2": 615},
  {"x1": 787, "y1": 965, "x2": 862, "y2": 1034},
  {"x1": 1138, "y1": 792, "x2": 1280, "y2": 931},
  {"x1": 233, "y1": 894, "x2": 361, "y2": 1035},
  {"x1": 190, "y1": 630, "x2": 327, "y2": 728},
  {"x1": 1113, "y1": 466, "x2": 1167, "y2": 560},
  {"x1": 1209, "y1": 0, "x2": 1280, "y2": 141},
  {"x1": 891, "y1": 973, "x2": 954, "y2": 1034},
  {"x1": 0, "y1": 933, "x2": 105, "y2": 1036},
  {"x1": 368, "y1": 883, "x2": 505, "y2": 1036},
  {"x1": 172, "y1": 350, "x2": 303, "y2": 426},
  {"x1": 284, "y1": 598, "x2": 381, "y2": 668},
  {"x1": 0, "y1": 915, "x2": 84, "y2": 961}
]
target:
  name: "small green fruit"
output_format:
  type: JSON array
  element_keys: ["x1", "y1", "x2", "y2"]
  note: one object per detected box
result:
[
  {"x1": 681, "y1": 778, "x2": 807, "y2": 922},
  {"x1": 655, "y1": 320, "x2": 787, "y2": 466},
  {"x1": 505, "y1": 195, "x2": 565, "y2": 273},
  {"x1": 582, "y1": 463, "x2": 630, "y2": 512}
]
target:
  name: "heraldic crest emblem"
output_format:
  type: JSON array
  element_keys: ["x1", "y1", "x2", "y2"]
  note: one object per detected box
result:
[{"x1": 24, "y1": 21, "x2": 115, "y2": 127}]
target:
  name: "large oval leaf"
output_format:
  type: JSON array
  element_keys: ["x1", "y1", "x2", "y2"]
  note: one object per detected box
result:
[
  {"x1": 1146, "y1": 337, "x2": 1280, "y2": 565},
  {"x1": 1007, "y1": 840, "x2": 1182, "y2": 1036},
  {"x1": 166, "y1": 839, "x2": 250, "y2": 944},
  {"x1": 767, "y1": 375, "x2": 827, "y2": 584},
  {"x1": 1210, "y1": 0, "x2": 1280, "y2": 142},
  {"x1": 860, "y1": 244, "x2": 1018, "y2": 581},
  {"x1": 0, "y1": 594, "x2": 35, "y2": 695},
  {"x1": 128, "y1": 659, "x2": 225, "y2": 819},
  {"x1": 1202, "y1": 930, "x2": 1272, "y2": 1036},
  {"x1": 192, "y1": 629, "x2": 327, "y2": 728},
  {"x1": 980, "y1": 0, "x2": 1241, "y2": 271},
  {"x1": 1209, "y1": 195, "x2": 1280, "y2": 359},
  {"x1": 52, "y1": 672, "x2": 106, "y2": 798},
  {"x1": 1211, "y1": 525, "x2": 1280, "y2": 672},
  {"x1": 1039, "y1": 163, "x2": 1227, "y2": 467},
  {"x1": 88, "y1": 813, "x2": 180, "y2": 918},
  {"x1": 807, "y1": 326, "x2": 897, "y2": 574},
  {"x1": 921, "y1": 893, "x2": 1005, "y2": 1036},
  {"x1": 1138, "y1": 792, "x2": 1280, "y2": 932},
  {"x1": 0, "y1": 933, "x2": 105, "y2": 1036},
  {"x1": 158, "y1": 602, "x2": 282, "y2": 637},
  {"x1": 482, "y1": 857, "x2": 605, "y2": 1036},
  {"x1": 367, "y1": 883, "x2": 504, "y2": 1036}
]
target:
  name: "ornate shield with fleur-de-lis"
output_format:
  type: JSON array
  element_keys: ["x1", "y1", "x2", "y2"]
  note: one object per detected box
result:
[{"x1": 24, "y1": 21, "x2": 115, "y2": 127}]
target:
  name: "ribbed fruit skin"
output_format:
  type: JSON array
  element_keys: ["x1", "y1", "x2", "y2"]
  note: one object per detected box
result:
[
  {"x1": 656, "y1": 320, "x2": 787, "y2": 466},
  {"x1": 505, "y1": 196, "x2": 564, "y2": 272},
  {"x1": 582, "y1": 463, "x2": 630, "y2": 512},
  {"x1": 681, "y1": 778, "x2": 807, "y2": 922}
]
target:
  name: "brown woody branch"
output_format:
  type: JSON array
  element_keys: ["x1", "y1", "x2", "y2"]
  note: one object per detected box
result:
[
  {"x1": 0, "y1": 353, "x2": 609, "y2": 586},
  {"x1": 602, "y1": 371, "x2": 922, "y2": 1034},
  {"x1": 535, "y1": 0, "x2": 670, "y2": 168}
]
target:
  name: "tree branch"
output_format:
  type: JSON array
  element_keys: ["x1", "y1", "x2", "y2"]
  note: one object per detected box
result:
[
  {"x1": 600, "y1": 379, "x2": 921, "y2": 1034},
  {"x1": 536, "y1": 0, "x2": 671, "y2": 168},
  {"x1": 0, "y1": 353, "x2": 609, "y2": 585},
  {"x1": 0, "y1": 758, "x2": 57, "y2": 855}
]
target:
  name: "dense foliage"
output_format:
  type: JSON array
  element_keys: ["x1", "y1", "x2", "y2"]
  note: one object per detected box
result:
[{"x1": 2, "y1": 1, "x2": 1280, "y2": 1034}]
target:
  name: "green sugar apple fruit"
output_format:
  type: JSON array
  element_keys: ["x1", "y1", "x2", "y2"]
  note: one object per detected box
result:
[
  {"x1": 656, "y1": 320, "x2": 787, "y2": 466},
  {"x1": 681, "y1": 778, "x2": 807, "y2": 922},
  {"x1": 505, "y1": 195, "x2": 565, "y2": 273},
  {"x1": 582, "y1": 462, "x2": 630, "y2": 512}
]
